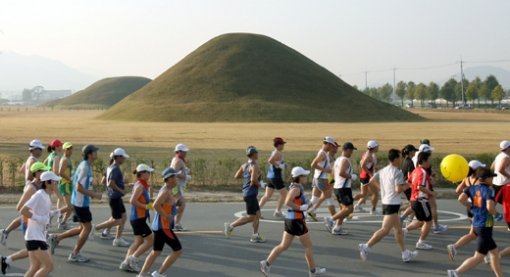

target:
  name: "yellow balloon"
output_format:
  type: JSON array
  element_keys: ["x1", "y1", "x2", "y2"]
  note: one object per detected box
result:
[{"x1": 440, "y1": 154, "x2": 469, "y2": 183}]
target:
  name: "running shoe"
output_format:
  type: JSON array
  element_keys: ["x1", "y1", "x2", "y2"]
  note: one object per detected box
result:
[
  {"x1": 354, "y1": 204, "x2": 366, "y2": 213},
  {"x1": 416, "y1": 241, "x2": 433, "y2": 250},
  {"x1": 1, "y1": 256, "x2": 8, "y2": 275},
  {"x1": 120, "y1": 260, "x2": 139, "y2": 273},
  {"x1": 49, "y1": 234, "x2": 58, "y2": 255},
  {"x1": 128, "y1": 256, "x2": 141, "y2": 273},
  {"x1": 136, "y1": 274, "x2": 151, "y2": 277},
  {"x1": 259, "y1": 260, "x2": 270, "y2": 276},
  {"x1": 68, "y1": 252, "x2": 90, "y2": 263},
  {"x1": 273, "y1": 211, "x2": 284, "y2": 219},
  {"x1": 402, "y1": 249, "x2": 418, "y2": 263},
  {"x1": 250, "y1": 234, "x2": 266, "y2": 243},
  {"x1": 359, "y1": 243, "x2": 368, "y2": 262},
  {"x1": 433, "y1": 224, "x2": 448, "y2": 234},
  {"x1": 224, "y1": 222, "x2": 233, "y2": 238},
  {"x1": 173, "y1": 224, "x2": 187, "y2": 231},
  {"x1": 309, "y1": 267, "x2": 326, "y2": 276},
  {"x1": 494, "y1": 212, "x2": 504, "y2": 222},
  {"x1": 58, "y1": 222, "x2": 69, "y2": 230},
  {"x1": 323, "y1": 217, "x2": 334, "y2": 233},
  {"x1": 447, "y1": 244, "x2": 457, "y2": 261},
  {"x1": 113, "y1": 238, "x2": 131, "y2": 247},
  {"x1": 151, "y1": 270, "x2": 167, "y2": 277},
  {"x1": 402, "y1": 228, "x2": 408, "y2": 238},
  {"x1": 0, "y1": 229, "x2": 8, "y2": 246},
  {"x1": 307, "y1": 210, "x2": 318, "y2": 222},
  {"x1": 484, "y1": 255, "x2": 491, "y2": 264},
  {"x1": 88, "y1": 224, "x2": 96, "y2": 240},
  {"x1": 331, "y1": 226, "x2": 348, "y2": 235},
  {"x1": 447, "y1": 270, "x2": 459, "y2": 277},
  {"x1": 101, "y1": 229, "x2": 114, "y2": 240}
]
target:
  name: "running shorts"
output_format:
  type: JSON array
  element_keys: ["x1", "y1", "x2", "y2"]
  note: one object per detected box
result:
[
  {"x1": 473, "y1": 227, "x2": 497, "y2": 255},
  {"x1": 334, "y1": 188, "x2": 354, "y2": 206},
  {"x1": 26, "y1": 240, "x2": 49, "y2": 251},
  {"x1": 382, "y1": 204, "x2": 401, "y2": 215},
  {"x1": 109, "y1": 197, "x2": 126, "y2": 219},
  {"x1": 131, "y1": 218, "x2": 152, "y2": 238},
  {"x1": 312, "y1": 178, "x2": 329, "y2": 192},
  {"x1": 268, "y1": 178, "x2": 285, "y2": 190},
  {"x1": 244, "y1": 195, "x2": 260, "y2": 215},
  {"x1": 153, "y1": 229, "x2": 182, "y2": 252},
  {"x1": 284, "y1": 219, "x2": 308, "y2": 236},
  {"x1": 411, "y1": 199, "x2": 432, "y2": 222},
  {"x1": 58, "y1": 182, "x2": 72, "y2": 196},
  {"x1": 404, "y1": 188, "x2": 412, "y2": 201},
  {"x1": 73, "y1": 206, "x2": 92, "y2": 223}
]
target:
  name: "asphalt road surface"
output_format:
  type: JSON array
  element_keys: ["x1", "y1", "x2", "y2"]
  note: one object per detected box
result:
[{"x1": 0, "y1": 199, "x2": 509, "y2": 277}]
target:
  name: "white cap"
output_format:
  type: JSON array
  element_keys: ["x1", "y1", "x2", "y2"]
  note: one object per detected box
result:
[
  {"x1": 500, "y1": 140, "x2": 510, "y2": 151},
  {"x1": 419, "y1": 144, "x2": 434, "y2": 153},
  {"x1": 40, "y1": 171, "x2": 61, "y2": 182},
  {"x1": 136, "y1": 164, "x2": 154, "y2": 173},
  {"x1": 468, "y1": 160, "x2": 486, "y2": 170},
  {"x1": 323, "y1": 136, "x2": 337, "y2": 146},
  {"x1": 175, "y1": 144, "x2": 189, "y2": 152},
  {"x1": 29, "y1": 139, "x2": 44, "y2": 150},
  {"x1": 291, "y1": 166, "x2": 310, "y2": 178},
  {"x1": 110, "y1": 148, "x2": 129, "y2": 159},
  {"x1": 367, "y1": 140, "x2": 379, "y2": 149}
]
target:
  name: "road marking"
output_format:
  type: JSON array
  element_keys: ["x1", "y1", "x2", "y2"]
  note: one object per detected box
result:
[
  {"x1": 175, "y1": 230, "x2": 224, "y2": 235},
  {"x1": 4, "y1": 273, "x2": 24, "y2": 276},
  {"x1": 234, "y1": 208, "x2": 468, "y2": 224}
]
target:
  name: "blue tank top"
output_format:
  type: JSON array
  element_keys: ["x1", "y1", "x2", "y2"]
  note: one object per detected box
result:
[
  {"x1": 151, "y1": 188, "x2": 177, "y2": 231},
  {"x1": 286, "y1": 183, "x2": 307, "y2": 220},
  {"x1": 130, "y1": 180, "x2": 150, "y2": 221},
  {"x1": 267, "y1": 150, "x2": 284, "y2": 179},
  {"x1": 242, "y1": 161, "x2": 259, "y2": 197}
]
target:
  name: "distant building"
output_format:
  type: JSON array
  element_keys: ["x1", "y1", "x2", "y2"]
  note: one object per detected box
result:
[{"x1": 21, "y1": 86, "x2": 71, "y2": 104}]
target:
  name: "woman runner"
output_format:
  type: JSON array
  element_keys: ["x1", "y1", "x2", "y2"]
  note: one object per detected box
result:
[{"x1": 259, "y1": 137, "x2": 288, "y2": 218}]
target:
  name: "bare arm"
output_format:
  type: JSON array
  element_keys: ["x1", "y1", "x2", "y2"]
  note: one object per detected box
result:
[
  {"x1": 107, "y1": 178, "x2": 124, "y2": 194},
  {"x1": 171, "y1": 159, "x2": 186, "y2": 180},
  {"x1": 285, "y1": 187, "x2": 301, "y2": 210},
  {"x1": 16, "y1": 188, "x2": 35, "y2": 211},
  {"x1": 234, "y1": 165, "x2": 244, "y2": 179},
  {"x1": 130, "y1": 184, "x2": 146, "y2": 209},
  {"x1": 458, "y1": 192, "x2": 470, "y2": 208},
  {"x1": 487, "y1": 199, "x2": 496, "y2": 215},
  {"x1": 360, "y1": 154, "x2": 372, "y2": 173},
  {"x1": 250, "y1": 164, "x2": 260, "y2": 186},
  {"x1": 338, "y1": 159, "x2": 351, "y2": 179},
  {"x1": 311, "y1": 152, "x2": 330, "y2": 173},
  {"x1": 268, "y1": 152, "x2": 281, "y2": 168},
  {"x1": 153, "y1": 188, "x2": 171, "y2": 218},
  {"x1": 76, "y1": 182, "x2": 101, "y2": 199},
  {"x1": 496, "y1": 158, "x2": 510, "y2": 179},
  {"x1": 59, "y1": 158, "x2": 70, "y2": 180},
  {"x1": 52, "y1": 156, "x2": 60, "y2": 174}
]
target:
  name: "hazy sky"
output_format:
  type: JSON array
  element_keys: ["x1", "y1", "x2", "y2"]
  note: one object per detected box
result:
[{"x1": 1, "y1": 0, "x2": 510, "y2": 88}]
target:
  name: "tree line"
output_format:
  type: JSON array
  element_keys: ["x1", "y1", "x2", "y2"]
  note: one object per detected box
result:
[{"x1": 357, "y1": 75, "x2": 508, "y2": 108}]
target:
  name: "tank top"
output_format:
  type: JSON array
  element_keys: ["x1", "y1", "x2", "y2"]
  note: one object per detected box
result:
[
  {"x1": 494, "y1": 152, "x2": 510, "y2": 186},
  {"x1": 360, "y1": 151, "x2": 376, "y2": 179},
  {"x1": 313, "y1": 149, "x2": 330, "y2": 179},
  {"x1": 151, "y1": 188, "x2": 177, "y2": 232},
  {"x1": 286, "y1": 183, "x2": 307, "y2": 220},
  {"x1": 334, "y1": 156, "x2": 353, "y2": 189},
  {"x1": 59, "y1": 157, "x2": 73, "y2": 185},
  {"x1": 130, "y1": 179, "x2": 150, "y2": 221},
  {"x1": 267, "y1": 150, "x2": 284, "y2": 179},
  {"x1": 47, "y1": 152, "x2": 59, "y2": 170},
  {"x1": 24, "y1": 156, "x2": 38, "y2": 183},
  {"x1": 242, "y1": 160, "x2": 260, "y2": 197}
]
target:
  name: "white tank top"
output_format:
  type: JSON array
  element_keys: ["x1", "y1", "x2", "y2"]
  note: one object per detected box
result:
[
  {"x1": 494, "y1": 152, "x2": 510, "y2": 186},
  {"x1": 334, "y1": 156, "x2": 352, "y2": 189},
  {"x1": 313, "y1": 149, "x2": 331, "y2": 179}
]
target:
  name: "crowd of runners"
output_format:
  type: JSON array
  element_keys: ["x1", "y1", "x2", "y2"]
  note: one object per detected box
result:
[{"x1": 1, "y1": 136, "x2": 510, "y2": 276}]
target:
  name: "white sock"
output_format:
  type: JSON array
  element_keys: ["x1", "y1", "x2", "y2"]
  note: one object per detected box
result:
[
  {"x1": 310, "y1": 196, "x2": 319, "y2": 206},
  {"x1": 6, "y1": 256, "x2": 12, "y2": 264}
]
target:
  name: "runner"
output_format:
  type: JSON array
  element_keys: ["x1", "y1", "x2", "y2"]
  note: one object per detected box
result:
[
  {"x1": 57, "y1": 142, "x2": 74, "y2": 230},
  {"x1": 224, "y1": 146, "x2": 265, "y2": 243},
  {"x1": 259, "y1": 166, "x2": 326, "y2": 277},
  {"x1": 325, "y1": 143, "x2": 339, "y2": 217},
  {"x1": 353, "y1": 140, "x2": 380, "y2": 215},
  {"x1": 170, "y1": 144, "x2": 192, "y2": 231},
  {"x1": 48, "y1": 144, "x2": 103, "y2": 262},
  {"x1": 1, "y1": 161, "x2": 48, "y2": 275},
  {"x1": 120, "y1": 164, "x2": 155, "y2": 273},
  {"x1": 412, "y1": 139, "x2": 431, "y2": 167},
  {"x1": 447, "y1": 167, "x2": 503, "y2": 277},
  {"x1": 492, "y1": 140, "x2": 510, "y2": 204},
  {"x1": 259, "y1": 137, "x2": 288, "y2": 219},
  {"x1": 137, "y1": 167, "x2": 182, "y2": 277},
  {"x1": 307, "y1": 136, "x2": 337, "y2": 221},
  {"x1": 403, "y1": 151, "x2": 435, "y2": 250},
  {"x1": 20, "y1": 171, "x2": 61, "y2": 277},
  {"x1": 91, "y1": 148, "x2": 130, "y2": 247},
  {"x1": 399, "y1": 144, "x2": 418, "y2": 225},
  {"x1": 447, "y1": 160, "x2": 486, "y2": 261},
  {"x1": 1, "y1": 139, "x2": 44, "y2": 247},
  {"x1": 44, "y1": 139, "x2": 65, "y2": 223},
  {"x1": 358, "y1": 149, "x2": 418, "y2": 263},
  {"x1": 323, "y1": 142, "x2": 358, "y2": 235}
]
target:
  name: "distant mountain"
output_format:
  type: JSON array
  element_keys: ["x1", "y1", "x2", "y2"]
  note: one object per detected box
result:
[
  {"x1": 0, "y1": 52, "x2": 96, "y2": 91},
  {"x1": 462, "y1": 66, "x2": 510, "y2": 88}
]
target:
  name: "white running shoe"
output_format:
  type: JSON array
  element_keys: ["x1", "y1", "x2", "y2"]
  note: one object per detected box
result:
[
  {"x1": 447, "y1": 269, "x2": 459, "y2": 277},
  {"x1": 433, "y1": 224, "x2": 448, "y2": 234},
  {"x1": 331, "y1": 225, "x2": 348, "y2": 235},
  {"x1": 151, "y1": 270, "x2": 167, "y2": 277},
  {"x1": 260, "y1": 260, "x2": 270, "y2": 276},
  {"x1": 309, "y1": 267, "x2": 326, "y2": 276},
  {"x1": 113, "y1": 238, "x2": 131, "y2": 247},
  {"x1": 447, "y1": 244, "x2": 457, "y2": 261},
  {"x1": 49, "y1": 234, "x2": 58, "y2": 255},
  {"x1": 354, "y1": 204, "x2": 366, "y2": 213},
  {"x1": 128, "y1": 256, "x2": 140, "y2": 273},
  {"x1": 359, "y1": 243, "x2": 368, "y2": 262},
  {"x1": 273, "y1": 211, "x2": 284, "y2": 219},
  {"x1": 250, "y1": 234, "x2": 266, "y2": 243},
  {"x1": 323, "y1": 217, "x2": 334, "y2": 233},
  {"x1": 173, "y1": 224, "x2": 187, "y2": 231},
  {"x1": 0, "y1": 229, "x2": 8, "y2": 246},
  {"x1": 402, "y1": 249, "x2": 418, "y2": 263},
  {"x1": 68, "y1": 252, "x2": 90, "y2": 263},
  {"x1": 88, "y1": 224, "x2": 96, "y2": 240},
  {"x1": 416, "y1": 241, "x2": 433, "y2": 250},
  {"x1": 119, "y1": 261, "x2": 131, "y2": 272},
  {"x1": 224, "y1": 222, "x2": 233, "y2": 238},
  {"x1": 100, "y1": 229, "x2": 114, "y2": 240},
  {"x1": 484, "y1": 255, "x2": 491, "y2": 264}
]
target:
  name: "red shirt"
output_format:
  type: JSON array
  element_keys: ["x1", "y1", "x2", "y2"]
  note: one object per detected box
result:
[{"x1": 409, "y1": 167, "x2": 431, "y2": 201}]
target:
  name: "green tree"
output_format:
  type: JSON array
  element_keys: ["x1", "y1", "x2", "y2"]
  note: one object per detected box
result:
[
  {"x1": 484, "y1": 75, "x2": 500, "y2": 105},
  {"x1": 377, "y1": 83, "x2": 393, "y2": 102},
  {"x1": 396, "y1": 81, "x2": 407, "y2": 107},
  {"x1": 406, "y1": 81, "x2": 416, "y2": 107},
  {"x1": 415, "y1": 83, "x2": 427, "y2": 107},
  {"x1": 440, "y1": 78, "x2": 457, "y2": 108},
  {"x1": 426, "y1": 82, "x2": 439, "y2": 102},
  {"x1": 479, "y1": 84, "x2": 491, "y2": 103},
  {"x1": 465, "y1": 78, "x2": 480, "y2": 106},
  {"x1": 492, "y1": 85, "x2": 505, "y2": 105}
]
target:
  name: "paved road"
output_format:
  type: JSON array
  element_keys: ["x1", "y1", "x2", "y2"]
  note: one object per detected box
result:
[{"x1": 0, "y1": 200, "x2": 509, "y2": 277}]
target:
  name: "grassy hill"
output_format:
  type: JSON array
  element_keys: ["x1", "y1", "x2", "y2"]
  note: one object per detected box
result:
[
  {"x1": 47, "y1": 76, "x2": 151, "y2": 109},
  {"x1": 101, "y1": 33, "x2": 421, "y2": 122}
]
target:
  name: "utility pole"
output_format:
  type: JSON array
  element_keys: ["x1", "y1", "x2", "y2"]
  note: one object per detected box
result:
[
  {"x1": 460, "y1": 57, "x2": 465, "y2": 105},
  {"x1": 392, "y1": 67, "x2": 396, "y2": 103},
  {"x1": 365, "y1": 71, "x2": 368, "y2": 91}
]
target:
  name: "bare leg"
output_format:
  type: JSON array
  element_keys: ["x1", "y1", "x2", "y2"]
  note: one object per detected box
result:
[
  {"x1": 298, "y1": 233, "x2": 316, "y2": 270},
  {"x1": 369, "y1": 185, "x2": 379, "y2": 212},
  {"x1": 258, "y1": 187, "x2": 274, "y2": 209},
  {"x1": 133, "y1": 234, "x2": 154, "y2": 258},
  {"x1": 419, "y1": 221, "x2": 432, "y2": 241},
  {"x1": 454, "y1": 227, "x2": 476, "y2": 250},
  {"x1": 366, "y1": 215, "x2": 397, "y2": 249},
  {"x1": 139, "y1": 251, "x2": 160, "y2": 276},
  {"x1": 114, "y1": 213, "x2": 127, "y2": 239},
  {"x1": 252, "y1": 211, "x2": 261, "y2": 234},
  {"x1": 266, "y1": 232, "x2": 294, "y2": 265},
  {"x1": 276, "y1": 189, "x2": 288, "y2": 212},
  {"x1": 32, "y1": 250, "x2": 53, "y2": 277},
  {"x1": 5, "y1": 217, "x2": 21, "y2": 233},
  {"x1": 500, "y1": 247, "x2": 510, "y2": 257},
  {"x1": 429, "y1": 197, "x2": 439, "y2": 226},
  {"x1": 72, "y1": 222, "x2": 91, "y2": 254},
  {"x1": 157, "y1": 250, "x2": 182, "y2": 274},
  {"x1": 174, "y1": 197, "x2": 186, "y2": 226},
  {"x1": 332, "y1": 205, "x2": 353, "y2": 225},
  {"x1": 9, "y1": 249, "x2": 28, "y2": 262},
  {"x1": 230, "y1": 215, "x2": 256, "y2": 228}
]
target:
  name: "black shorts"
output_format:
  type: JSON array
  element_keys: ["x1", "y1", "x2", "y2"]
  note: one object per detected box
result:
[
  {"x1": 26, "y1": 240, "x2": 48, "y2": 251},
  {"x1": 382, "y1": 204, "x2": 401, "y2": 215},
  {"x1": 404, "y1": 188, "x2": 412, "y2": 201},
  {"x1": 131, "y1": 218, "x2": 152, "y2": 238},
  {"x1": 73, "y1": 206, "x2": 92, "y2": 223},
  {"x1": 334, "y1": 188, "x2": 353, "y2": 206},
  {"x1": 244, "y1": 195, "x2": 260, "y2": 215},
  {"x1": 109, "y1": 197, "x2": 126, "y2": 219},
  {"x1": 360, "y1": 177, "x2": 370, "y2": 185},
  {"x1": 268, "y1": 178, "x2": 285, "y2": 190},
  {"x1": 284, "y1": 219, "x2": 308, "y2": 236},
  {"x1": 153, "y1": 229, "x2": 182, "y2": 252},
  {"x1": 473, "y1": 227, "x2": 497, "y2": 255},
  {"x1": 411, "y1": 200, "x2": 432, "y2": 222}
]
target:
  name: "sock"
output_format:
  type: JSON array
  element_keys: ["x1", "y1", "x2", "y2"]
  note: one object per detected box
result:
[
  {"x1": 365, "y1": 243, "x2": 370, "y2": 249},
  {"x1": 5, "y1": 256, "x2": 12, "y2": 264},
  {"x1": 229, "y1": 223, "x2": 234, "y2": 229},
  {"x1": 4, "y1": 229, "x2": 10, "y2": 235},
  {"x1": 310, "y1": 268, "x2": 316, "y2": 273},
  {"x1": 265, "y1": 260, "x2": 271, "y2": 266},
  {"x1": 418, "y1": 239, "x2": 423, "y2": 244}
]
